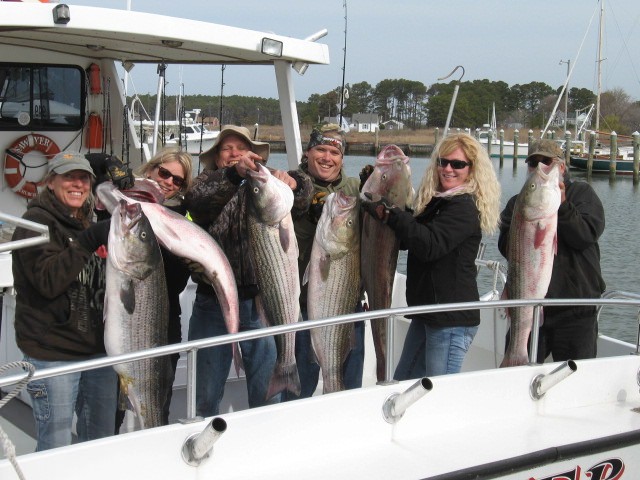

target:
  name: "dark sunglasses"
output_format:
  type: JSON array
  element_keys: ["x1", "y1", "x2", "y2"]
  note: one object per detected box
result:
[
  {"x1": 437, "y1": 157, "x2": 471, "y2": 170},
  {"x1": 526, "y1": 157, "x2": 555, "y2": 169},
  {"x1": 157, "y1": 166, "x2": 185, "y2": 188}
]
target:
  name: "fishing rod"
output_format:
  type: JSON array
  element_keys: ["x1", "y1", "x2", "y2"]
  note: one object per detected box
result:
[{"x1": 338, "y1": 0, "x2": 347, "y2": 128}]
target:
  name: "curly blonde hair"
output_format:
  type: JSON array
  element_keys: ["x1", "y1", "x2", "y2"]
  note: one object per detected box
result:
[
  {"x1": 136, "y1": 147, "x2": 194, "y2": 194},
  {"x1": 413, "y1": 133, "x2": 501, "y2": 235}
]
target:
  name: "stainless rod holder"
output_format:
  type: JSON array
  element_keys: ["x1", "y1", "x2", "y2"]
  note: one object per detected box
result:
[
  {"x1": 382, "y1": 377, "x2": 432, "y2": 424},
  {"x1": 530, "y1": 360, "x2": 577, "y2": 400},
  {"x1": 181, "y1": 417, "x2": 227, "y2": 467}
]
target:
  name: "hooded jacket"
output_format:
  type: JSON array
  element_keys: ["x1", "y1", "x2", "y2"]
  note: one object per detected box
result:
[{"x1": 12, "y1": 189, "x2": 107, "y2": 360}]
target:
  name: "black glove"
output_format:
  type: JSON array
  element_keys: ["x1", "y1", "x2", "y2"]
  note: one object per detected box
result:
[
  {"x1": 77, "y1": 219, "x2": 110, "y2": 252},
  {"x1": 359, "y1": 164, "x2": 374, "y2": 192},
  {"x1": 308, "y1": 191, "x2": 328, "y2": 223},
  {"x1": 86, "y1": 153, "x2": 135, "y2": 190},
  {"x1": 361, "y1": 192, "x2": 393, "y2": 223}
]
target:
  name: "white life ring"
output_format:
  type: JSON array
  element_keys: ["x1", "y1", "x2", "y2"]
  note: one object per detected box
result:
[{"x1": 4, "y1": 133, "x2": 61, "y2": 199}]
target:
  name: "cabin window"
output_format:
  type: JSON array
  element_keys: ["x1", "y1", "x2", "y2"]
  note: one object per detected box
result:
[{"x1": 0, "y1": 64, "x2": 85, "y2": 130}]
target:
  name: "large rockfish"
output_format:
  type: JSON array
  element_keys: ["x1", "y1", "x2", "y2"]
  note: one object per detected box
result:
[
  {"x1": 105, "y1": 201, "x2": 169, "y2": 429},
  {"x1": 96, "y1": 181, "x2": 240, "y2": 340},
  {"x1": 501, "y1": 162, "x2": 561, "y2": 368},
  {"x1": 307, "y1": 191, "x2": 361, "y2": 394},
  {"x1": 360, "y1": 145, "x2": 413, "y2": 381},
  {"x1": 245, "y1": 163, "x2": 301, "y2": 398}
]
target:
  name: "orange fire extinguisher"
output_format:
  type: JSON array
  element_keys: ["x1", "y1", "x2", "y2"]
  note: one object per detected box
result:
[
  {"x1": 88, "y1": 63, "x2": 102, "y2": 95},
  {"x1": 86, "y1": 112, "x2": 103, "y2": 149}
]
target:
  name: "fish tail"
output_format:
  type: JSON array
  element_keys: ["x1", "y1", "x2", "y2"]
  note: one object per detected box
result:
[{"x1": 266, "y1": 363, "x2": 301, "y2": 399}]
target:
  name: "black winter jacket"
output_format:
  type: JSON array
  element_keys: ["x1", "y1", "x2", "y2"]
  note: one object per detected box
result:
[
  {"x1": 387, "y1": 193, "x2": 481, "y2": 327},
  {"x1": 498, "y1": 179, "x2": 606, "y2": 317},
  {"x1": 12, "y1": 189, "x2": 107, "y2": 360}
]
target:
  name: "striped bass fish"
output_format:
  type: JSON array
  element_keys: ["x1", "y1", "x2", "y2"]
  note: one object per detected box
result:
[
  {"x1": 501, "y1": 161, "x2": 561, "y2": 367},
  {"x1": 246, "y1": 163, "x2": 301, "y2": 398},
  {"x1": 96, "y1": 181, "x2": 240, "y2": 340},
  {"x1": 360, "y1": 145, "x2": 413, "y2": 381},
  {"x1": 104, "y1": 200, "x2": 169, "y2": 429},
  {"x1": 307, "y1": 191, "x2": 360, "y2": 394}
]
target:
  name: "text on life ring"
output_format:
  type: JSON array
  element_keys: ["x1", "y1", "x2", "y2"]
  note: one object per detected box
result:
[{"x1": 4, "y1": 134, "x2": 61, "y2": 199}]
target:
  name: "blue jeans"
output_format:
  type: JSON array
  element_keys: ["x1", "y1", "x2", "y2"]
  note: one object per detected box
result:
[
  {"x1": 24, "y1": 355, "x2": 118, "y2": 452},
  {"x1": 394, "y1": 321, "x2": 478, "y2": 380},
  {"x1": 188, "y1": 292, "x2": 278, "y2": 417},
  {"x1": 283, "y1": 305, "x2": 365, "y2": 400}
]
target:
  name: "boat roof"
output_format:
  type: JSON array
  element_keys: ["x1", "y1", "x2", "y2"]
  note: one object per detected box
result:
[{"x1": 0, "y1": 2, "x2": 330, "y2": 66}]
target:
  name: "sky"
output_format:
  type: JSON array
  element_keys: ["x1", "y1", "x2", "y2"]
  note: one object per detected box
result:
[{"x1": 66, "y1": 0, "x2": 640, "y2": 104}]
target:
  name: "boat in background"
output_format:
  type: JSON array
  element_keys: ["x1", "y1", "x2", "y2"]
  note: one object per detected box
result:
[
  {"x1": 477, "y1": 104, "x2": 528, "y2": 158},
  {"x1": 1, "y1": 2, "x2": 640, "y2": 479},
  {"x1": 164, "y1": 116, "x2": 219, "y2": 156}
]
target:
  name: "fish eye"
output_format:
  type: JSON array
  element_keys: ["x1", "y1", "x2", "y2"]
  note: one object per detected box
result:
[
  {"x1": 253, "y1": 187, "x2": 259, "y2": 194},
  {"x1": 347, "y1": 219, "x2": 353, "y2": 227},
  {"x1": 140, "y1": 232, "x2": 147, "y2": 240}
]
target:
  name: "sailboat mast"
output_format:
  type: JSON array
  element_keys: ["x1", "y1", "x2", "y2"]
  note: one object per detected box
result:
[{"x1": 595, "y1": 0, "x2": 604, "y2": 132}]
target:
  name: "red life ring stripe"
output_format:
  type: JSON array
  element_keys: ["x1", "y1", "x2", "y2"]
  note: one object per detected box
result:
[{"x1": 4, "y1": 134, "x2": 61, "y2": 199}]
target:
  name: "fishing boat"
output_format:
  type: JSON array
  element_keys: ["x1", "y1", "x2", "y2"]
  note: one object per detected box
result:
[
  {"x1": 565, "y1": 0, "x2": 639, "y2": 175},
  {"x1": 1, "y1": 2, "x2": 640, "y2": 479},
  {"x1": 164, "y1": 120, "x2": 219, "y2": 156}
]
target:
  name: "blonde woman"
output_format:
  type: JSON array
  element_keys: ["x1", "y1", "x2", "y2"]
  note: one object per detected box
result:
[
  {"x1": 136, "y1": 147, "x2": 193, "y2": 204},
  {"x1": 362, "y1": 133, "x2": 500, "y2": 378}
]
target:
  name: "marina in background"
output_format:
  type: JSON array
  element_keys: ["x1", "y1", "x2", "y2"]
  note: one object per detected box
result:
[{"x1": 262, "y1": 152, "x2": 640, "y2": 344}]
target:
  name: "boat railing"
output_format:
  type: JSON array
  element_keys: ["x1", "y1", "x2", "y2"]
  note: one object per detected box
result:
[
  {"x1": 1, "y1": 296, "x2": 639, "y2": 423},
  {"x1": 0, "y1": 212, "x2": 49, "y2": 254}
]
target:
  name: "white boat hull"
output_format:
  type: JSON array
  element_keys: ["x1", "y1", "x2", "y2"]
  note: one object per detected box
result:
[{"x1": 2, "y1": 355, "x2": 639, "y2": 479}]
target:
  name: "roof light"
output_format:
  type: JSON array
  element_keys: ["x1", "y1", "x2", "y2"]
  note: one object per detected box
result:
[{"x1": 261, "y1": 38, "x2": 283, "y2": 57}]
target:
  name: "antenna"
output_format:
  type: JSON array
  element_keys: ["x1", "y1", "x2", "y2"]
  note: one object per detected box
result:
[
  {"x1": 219, "y1": 65, "x2": 225, "y2": 131},
  {"x1": 338, "y1": 0, "x2": 348, "y2": 128}
]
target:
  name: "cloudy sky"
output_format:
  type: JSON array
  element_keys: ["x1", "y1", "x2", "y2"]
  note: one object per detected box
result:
[{"x1": 68, "y1": 0, "x2": 639, "y2": 102}]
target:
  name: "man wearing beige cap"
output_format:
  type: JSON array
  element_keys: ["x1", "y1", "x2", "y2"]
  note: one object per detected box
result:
[
  {"x1": 498, "y1": 139, "x2": 606, "y2": 362},
  {"x1": 185, "y1": 125, "x2": 313, "y2": 416}
]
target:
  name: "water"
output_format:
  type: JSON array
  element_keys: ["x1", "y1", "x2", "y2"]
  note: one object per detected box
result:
[{"x1": 201, "y1": 152, "x2": 640, "y2": 345}]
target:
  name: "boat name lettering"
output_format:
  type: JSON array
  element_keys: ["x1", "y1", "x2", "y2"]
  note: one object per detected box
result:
[{"x1": 531, "y1": 458, "x2": 625, "y2": 480}]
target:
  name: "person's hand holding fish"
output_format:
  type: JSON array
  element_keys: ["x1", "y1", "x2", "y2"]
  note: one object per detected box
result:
[
  {"x1": 361, "y1": 191, "x2": 394, "y2": 223},
  {"x1": 233, "y1": 151, "x2": 265, "y2": 178}
]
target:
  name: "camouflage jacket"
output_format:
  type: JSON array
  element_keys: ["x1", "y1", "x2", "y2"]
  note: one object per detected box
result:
[{"x1": 185, "y1": 166, "x2": 313, "y2": 299}]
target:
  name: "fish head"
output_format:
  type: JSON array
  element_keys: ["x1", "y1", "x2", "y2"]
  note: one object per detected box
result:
[
  {"x1": 360, "y1": 145, "x2": 413, "y2": 209},
  {"x1": 246, "y1": 163, "x2": 294, "y2": 224},
  {"x1": 109, "y1": 200, "x2": 161, "y2": 279},
  {"x1": 519, "y1": 161, "x2": 562, "y2": 221},
  {"x1": 315, "y1": 191, "x2": 360, "y2": 256}
]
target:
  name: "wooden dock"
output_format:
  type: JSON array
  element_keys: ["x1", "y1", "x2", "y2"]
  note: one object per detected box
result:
[{"x1": 268, "y1": 141, "x2": 433, "y2": 157}]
